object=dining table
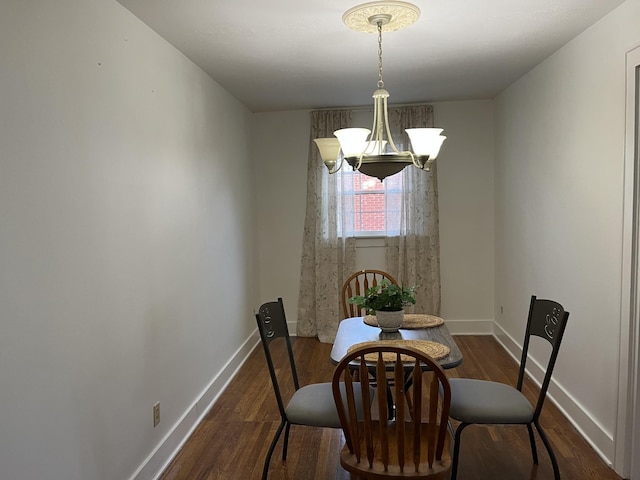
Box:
[330,315,463,370]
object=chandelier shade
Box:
[313,1,446,181]
[312,138,341,170]
[334,128,371,157]
[406,128,446,159]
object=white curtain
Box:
[297,110,356,343]
[384,105,441,315]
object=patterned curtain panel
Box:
[385,105,441,315]
[297,110,356,343]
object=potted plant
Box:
[348,280,417,332]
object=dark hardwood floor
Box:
[159,335,622,480]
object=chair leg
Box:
[526,423,539,464]
[262,419,286,480]
[447,419,455,438]
[282,421,292,463]
[386,384,395,420]
[451,422,470,480]
[404,373,414,419]
[534,419,560,480]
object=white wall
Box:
[437,101,495,326]
[252,100,495,332]
[493,0,640,468]
[251,111,310,313]
[0,1,257,479]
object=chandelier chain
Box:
[377,21,384,89]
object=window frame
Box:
[335,164,405,237]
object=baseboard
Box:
[129,330,261,480]
[493,322,615,466]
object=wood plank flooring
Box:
[159,335,622,480]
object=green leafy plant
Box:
[348,280,417,313]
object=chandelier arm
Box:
[380,95,420,166]
[355,89,383,170]
[374,95,384,147]
[412,155,424,168]
[382,95,400,154]
[328,156,345,174]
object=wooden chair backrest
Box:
[341,270,398,318]
[332,345,452,478]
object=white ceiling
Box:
[116,0,624,112]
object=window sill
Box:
[355,236,385,248]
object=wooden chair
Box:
[342,269,398,318]
[255,298,372,479]
[332,344,453,479]
[448,295,569,480]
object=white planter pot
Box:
[375,309,404,332]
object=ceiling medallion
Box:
[342,1,420,33]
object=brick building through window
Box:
[339,167,403,235]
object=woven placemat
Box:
[347,339,450,362]
[363,314,444,329]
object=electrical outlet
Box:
[153,402,160,427]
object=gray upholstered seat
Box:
[448,296,569,480]
[286,382,369,428]
[449,378,534,424]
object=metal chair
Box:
[255,298,371,479]
[342,269,398,318]
[332,344,453,479]
[448,295,569,480]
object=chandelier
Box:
[313,1,446,181]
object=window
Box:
[336,166,404,237]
